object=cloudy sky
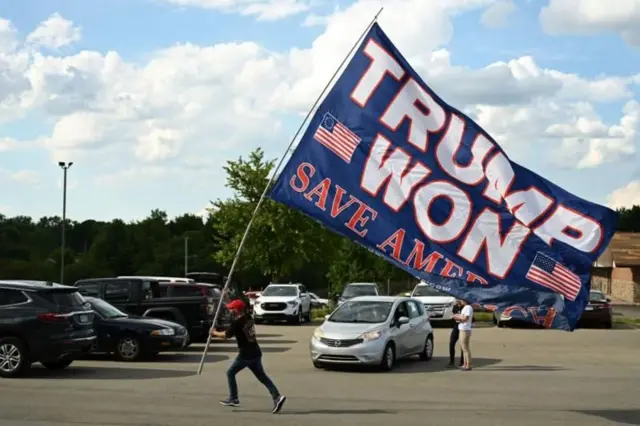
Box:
[0,0,639,221]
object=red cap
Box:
[226,299,246,311]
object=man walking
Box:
[210,299,286,413]
[447,299,464,368]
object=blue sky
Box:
[0,0,638,222]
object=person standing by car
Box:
[453,299,473,371]
[447,299,464,368]
[210,299,286,413]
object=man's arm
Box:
[211,323,235,339]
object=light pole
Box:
[58,162,73,285]
[184,236,189,275]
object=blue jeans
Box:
[227,355,280,400]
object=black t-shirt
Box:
[225,315,262,360]
[452,304,461,329]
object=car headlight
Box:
[287,300,299,307]
[359,330,382,342]
[151,328,175,336]
[313,328,324,340]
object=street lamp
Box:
[58,161,73,285]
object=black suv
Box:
[0,280,96,378]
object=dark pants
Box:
[449,327,464,365]
[227,355,280,400]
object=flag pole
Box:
[196,6,384,375]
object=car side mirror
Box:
[397,316,410,327]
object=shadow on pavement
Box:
[477,365,567,372]
[24,365,196,380]
[152,353,229,363]
[256,334,284,338]
[319,357,501,374]
[207,346,292,354]
[575,409,640,425]
[235,408,395,415]
[186,339,298,348]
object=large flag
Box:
[269,23,618,331]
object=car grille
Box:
[262,302,287,311]
[318,354,359,362]
[320,337,363,347]
[424,303,450,310]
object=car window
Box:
[38,289,85,308]
[0,289,29,306]
[105,280,130,302]
[169,286,203,297]
[393,301,409,321]
[262,286,298,297]
[76,282,100,297]
[406,300,420,318]
[342,285,377,298]
[589,291,607,302]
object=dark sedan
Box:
[579,290,613,329]
[85,297,189,361]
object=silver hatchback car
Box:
[310,296,434,371]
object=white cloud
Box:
[539,0,640,46]
[26,13,81,49]
[607,180,640,209]
[0,3,638,198]
[480,0,516,28]
[160,0,313,20]
[0,169,40,185]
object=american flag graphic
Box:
[313,113,361,163]
[525,252,581,301]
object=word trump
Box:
[349,37,604,278]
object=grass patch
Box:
[613,316,640,325]
[311,306,333,321]
[474,312,494,323]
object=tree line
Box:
[1,148,639,296]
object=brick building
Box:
[591,233,640,303]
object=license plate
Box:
[79,315,89,323]
[585,306,593,311]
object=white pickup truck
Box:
[253,283,312,325]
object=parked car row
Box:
[0,280,195,378]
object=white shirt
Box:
[458,305,473,331]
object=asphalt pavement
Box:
[0,323,638,426]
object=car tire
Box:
[294,309,303,325]
[41,359,73,370]
[419,335,434,361]
[380,343,395,372]
[115,335,142,362]
[0,337,30,378]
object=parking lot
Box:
[0,323,638,426]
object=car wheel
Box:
[0,337,30,378]
[115,335,142,362]
[419,335,434,361]
[41,359,73,370]
[380,343,395,371]
[295,309,303,325]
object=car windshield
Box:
[262,286,298,297]
[90,298,128,318]
[589,291,607,302]
[342,285,377,298]
[412,285,446,297]
[329,301,393,323]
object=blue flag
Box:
[269,23,618,331]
